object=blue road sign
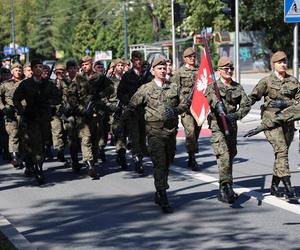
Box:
[18,46,29,54]
[85,49,91,55]
[3,46,14,55]
[285,0,300,23]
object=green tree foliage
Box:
[0,0,294,60]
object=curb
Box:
[0,214,36,250]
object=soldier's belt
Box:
[146,121,164,128]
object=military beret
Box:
[23,62,31,69]
[183,47,195,57]
[54,63,65,71]
[66,60,77,69]
[11,63,22,70]
[271,51,287,63]
[81,55,92,63]
[152,57,166,68]
[131,50,143,59]
[31,58,43,68]
[114,58,124,65]
[94,60,104,66]
[218,57,233,67]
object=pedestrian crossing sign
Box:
[285,0,300,23]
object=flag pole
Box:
[201,35,230,136]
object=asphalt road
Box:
[1,72,300,249]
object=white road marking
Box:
[171,164,300,215]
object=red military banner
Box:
[190,48,213,126]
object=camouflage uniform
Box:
[205,79,251,184]
[173,66,200,168]
[249,72,300,177]
[125,79,188,191]
[0,79,22,157]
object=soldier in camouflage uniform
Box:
[205,57,251,204]
[117,51,152,174]
[173,47,200,171]
[105,58,128,169]
[50,64,66,162]
[249,51,300,199]
[0,67,11,161]
[0,63,24,168]
[124,57,190,213]
[13,59,62,184]
[66,56,113,178]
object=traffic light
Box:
[220,0,235,17]
[174,2,187,24]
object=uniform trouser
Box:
[147,131,176,191]
[211,129,237,185]
[4,117,20,153]
[181,113,201,154]
[66,117,93,162]
[22,118,51,164]
[98,113,109,149]
[0,116,9,154]
[264,122,294,177]
[50,115,65,151]
[109,114,126,152]
[89,114,106,161]
[127,113,147,156]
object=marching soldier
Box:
[50,64,66,162]
[0,63,24,168]
[205,57,251,204]
[173,47,200,171]
[13,58,62,184]
[123,57,190,213]
[117,51,152,174]
[248,51,300,199]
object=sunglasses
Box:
[219,66,234,71]
[56,71,64,74]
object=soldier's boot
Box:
[282,176,297,200]
[86,160,98,179]
[99,147,106,162]
[11,152,23,169]
[270,175,284,197]
[44,145,53,161]
[70,152,80,173]
[218,183,238,204]
[2,148,11,161]
[56,149,65,162]
[34,162,45,185]
[187,152,199,171]
[24,159,34,177]
[116,149,128,170]
[154,190,173,214]
[134,155,144,174]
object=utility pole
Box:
[10,0,16,55]
[123,0,128,60]
[293,23,299,80]
[171,0,176,68]
[235,0,240,83]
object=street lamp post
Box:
[123,0,128,60]
[171,0,176,69]
[10,0,16,55]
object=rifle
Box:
[202,35,230,136]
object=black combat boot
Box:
[188,152,199,171]
[34,161,45,185]
[11,152,23,169]
[134,155,144,174]
[154,190,173,214]
[44,145,53,161]
[24,159,34,177]
[70,151,80,173]
[282,176,297,200]
[116,149,128,170]
[86,160,97,179]
[270,175,283,197]
[218,182,238,204]
[56,149,65,162]
[99,147,106,162]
